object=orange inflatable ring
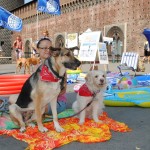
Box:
[0,81,25,87]
[0,85,23,91]
[0,78,28,82]
[0,75,29,95]
[0,90,21,95]
[0,74,30,79]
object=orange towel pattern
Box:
[0,112,131,150]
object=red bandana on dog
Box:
[78,84,93,97]
[40,65,59,82]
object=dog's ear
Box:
[85,72,92,83]
[49,46,61,51]
[69,46,79,51]
[50,46,61,57]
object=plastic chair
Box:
[117,52,139,76]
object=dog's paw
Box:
[79,121,84,125]
[20,126,26,132]
[94,119,103,123]
[28,123,35,128]
[54,121,64,132]
[38,126,48,132]
[55,126,64,132]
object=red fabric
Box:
[40,65,59,82]
[78,84,93,97]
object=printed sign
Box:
[98,42,109,64]
[67,33,78,48]
[79,31,102,43]
[78,42,98,61]
[78,31,102,61]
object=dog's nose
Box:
[100,79,104,83]
[75,59,81,66]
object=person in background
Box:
[144,41,150,57]
[42,30,49,38]
[0,42,4,57]
[13,35,23,59]
[31,39,38,57]
[37,37,67,115]
[110,42,115,63]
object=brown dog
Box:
[16,58,27,74]
[24,57,41,74]
[137,58,145,72]
[16,57,40,74]
[143,56,150,64]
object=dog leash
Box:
[44,91,99,122]
[45,99,94,120]
[10,98,95,130]
[44,100,95,123]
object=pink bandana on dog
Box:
[78,84,93,97]
[40,65,59,82]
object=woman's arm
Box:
[13,40,17,48]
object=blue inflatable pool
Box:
[104,86,150,107]
[135,75,150,86]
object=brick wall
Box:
[5,0,150,61]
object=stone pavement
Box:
[0,62,150,150]
[0,62,150,75]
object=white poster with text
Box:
[67,33,78,48]
[78,42,98,61]
[98,42,109,64]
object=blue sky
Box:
[24,0,33,4]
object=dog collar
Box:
[40,65,59,82]
[78,84,94,97]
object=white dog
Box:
[72,70,106,124]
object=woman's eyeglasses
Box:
[38,47,50,50]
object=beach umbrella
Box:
[143,28,150,47]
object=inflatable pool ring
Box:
[0,85,23,91]
[0,74,30,79]
[0,74,29,95]
[104,87,150,107]
[0,74,29,82]
[0,81,25,87]
[0,78,28,82]
[67,69,82,74]
[0,90,21,95]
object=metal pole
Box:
[36,10,39,40]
